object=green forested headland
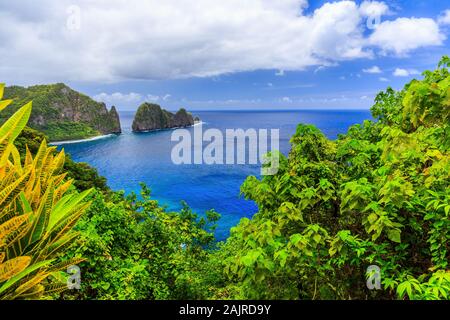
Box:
[1,83,121,141]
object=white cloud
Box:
[314,66,326,73]
[94,91,171,106]
[379,77,389,82]
[369,18,445,55]
[438,10,450,25]
[393,68,420,77]
[363,66,382,73]
[281,97,292,103]
[145,94,160,102]
[275,70,285,76]
[0,1,445,83]
[94,92,142,105]
[359,1,389,17]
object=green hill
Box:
[1,83,121,141]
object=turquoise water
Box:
[59,110,371,240]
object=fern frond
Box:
[13,272,50,298]
[0,101,32,144]
[15,284,44,300]
[0,259,52,295]
[0,256,31,282]
[43,283,68,295]
[0,214,31,243]
[48,258,85,273]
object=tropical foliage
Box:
[0,85,92,299]
[62,185,220,300]
[207,56,450,300]
[1,57,449,300]
[15,127,108,192]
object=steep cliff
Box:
[1,83,122,141]
[132,103,197,132]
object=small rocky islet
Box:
[131,102,199,132]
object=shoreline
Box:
[49,133,117,146]
[133,121,205,133]
[49,122,205,145]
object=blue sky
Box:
[1,0,449,111]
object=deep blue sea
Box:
[58,110,371,240]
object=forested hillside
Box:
[1,84,121,141]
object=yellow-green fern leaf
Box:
[0,99,12,112]
[48,257,85,273]
[0,102,32,144]
[2,222,31,251]
[0,256,32,282]
[24,145,33,167]
[47,188,93,233]
[53,179,72,203]
[0,259,52,295]
[0,143,14,167]
[43,283,68,296]
[15,284,44,300]
[0,214,31,243]
[10,145,22,173]
[48,202,90,243]
[45,232,80,258]
[13,272,50,298]
[0,169,31,208]
[26,181,54,246]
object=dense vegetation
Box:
[0,86,92,299]
[62,187,220,300]
[1,84,121,141]
[205,57,450,300]
[1,57,449,300]
[14,127,109,193]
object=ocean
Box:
[59,110,371,240]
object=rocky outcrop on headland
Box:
[132,103,197,132]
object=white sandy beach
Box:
[49,134,116,146]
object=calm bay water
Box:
[59,110,371,240]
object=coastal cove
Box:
[58,109,371,240]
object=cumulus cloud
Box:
[363,66,382,73]
[393,68,420,77]
[369,18,445,55]
[0,0,445,83]
[94,92,142,105]
[359,1,390,17]
[94,91,170,107]
[438,10,450,25]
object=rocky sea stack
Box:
[132,103,198,132]
[1,83,122,141]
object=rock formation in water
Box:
[132,103,197,132]
[1,83,122,141]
